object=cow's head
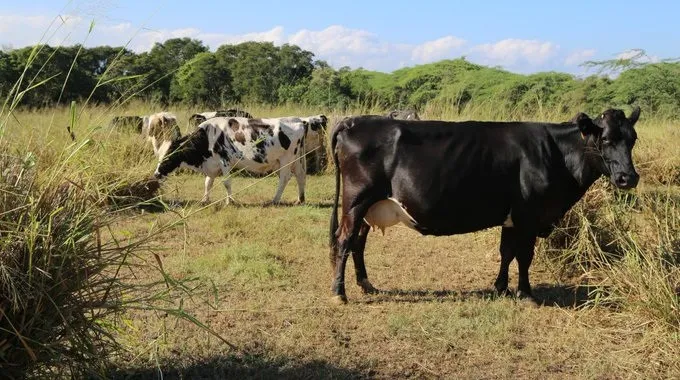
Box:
[573,106,641,189]
[153,128,209,180]
[387,110,420,121]
[189,113,208,129]
[306,114,328,131]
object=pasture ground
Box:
[109,173,679,379]
[2,104,677,379]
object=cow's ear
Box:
[572,112,599,136]
[628,106,641,125]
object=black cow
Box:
[329,107,641,304]
[109,116,144,133]
[189,109,254,128]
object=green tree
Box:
[171,52,232,107]
[0,50,19,100]
[138,38,208,104]
[302,64,351,108]
[215,41,315,104]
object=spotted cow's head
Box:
[387,110,420,121]
[305,114,328,132]
[154,128,210,180]
[573,106,641,189]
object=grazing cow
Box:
[189,109,254,128]
[109,115,145,133]
[329,107,641,304]
[153,116,311,205]
[386,109,420,120]
[142,112,182,158]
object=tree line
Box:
[1,38,679,118]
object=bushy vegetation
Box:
[2,40,680,119]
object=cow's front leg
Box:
[271,161,293,204]
[201,176,215,204]
[291,159,306,204]
[495,227,517,296]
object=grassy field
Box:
[1,104,679,379]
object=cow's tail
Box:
[329,118,348,255]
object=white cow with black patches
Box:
[153,116,310,205]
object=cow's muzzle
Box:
[153,171,166,181]
[612,172,639,189]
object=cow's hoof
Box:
[294,199,305,205]
[496,288,513,298]
[358,279,379,294]
[331,295,348,305]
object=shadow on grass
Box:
[149,198,335,211]
[359,283,592,308]
[105,353,369,380]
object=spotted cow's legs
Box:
[201,176,215,204]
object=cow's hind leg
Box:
[353,223,378,294]
[271,159,293,204]
[201,176,215,204]
[291,159,306,204]
[494,227,517,296]
[216,159,235,205]
[222,177,233,205]
[331,203,372,304]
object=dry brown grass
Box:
[103,173,679,379]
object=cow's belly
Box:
[376,190,512,236]
[361,196,511,236]
[234,159,279,174]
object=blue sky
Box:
[1,0,677,74]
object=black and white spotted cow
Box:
[188,109,254,128]
[386,109,420,120]
[153,116,311,205]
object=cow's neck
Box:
[547,123,606,191]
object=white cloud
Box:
[472,39,559,67]
[564,49,596,66]
[0,13,604,73]
[0,14,88,48]
[411,36,466,63]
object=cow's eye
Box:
[601,137,611,145]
